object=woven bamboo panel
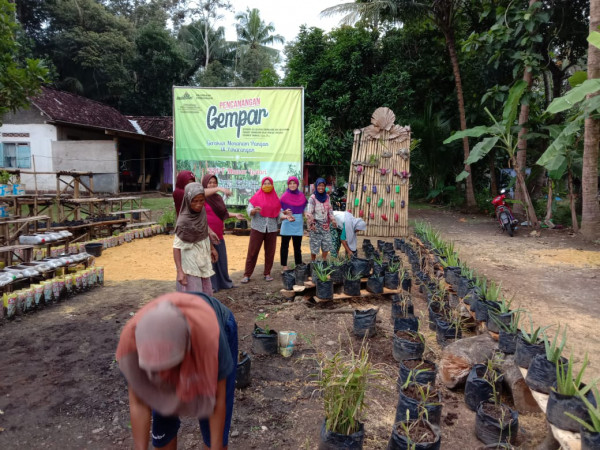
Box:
[345,107,411,238]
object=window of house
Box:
[0,143,31,169]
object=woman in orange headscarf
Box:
[241,177,292,283]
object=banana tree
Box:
[536,121,584,231]
[443,80,539,227]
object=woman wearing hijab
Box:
[201,174,245,293]
[173,170,196,217]
[173,183,218,295]
[332,211,367,257]
[306,178,337,261]
[117,291,237,450]
[279,176,307,270]
[241,177,290,283]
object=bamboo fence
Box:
[345,107,411,238]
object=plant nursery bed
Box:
[518,367,582,450]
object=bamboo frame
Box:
[347,108,411,238]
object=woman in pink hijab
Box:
[241,177,292,283]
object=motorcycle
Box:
[492,189,518,236]
[330,187,347,211]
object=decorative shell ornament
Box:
[396,148,410,160]
[382,151,393,158]
[378,168,388,176]
[355,165,364,174]
[371,107,396,130]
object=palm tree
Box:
[322,0,478,208]
[235,8,284,55]
[581,0,600,239]
[178,20,234,81]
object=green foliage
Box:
[158,207,176,226]
[312,261,333,282]
[554,353,588,397]
[520,316,549,345]
[255,312,270,335]
[494,308,522,335]
[0,0,49,123]
[543,325,567,364]
[0,170,11,184]
[317,340,383,435]
[345,269,362,282]
[565,384,600,433]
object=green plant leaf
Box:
[455,170,470,182]
[536,117,584,169]
[547,79,600,114]
[465,136,499,165]
[588,31,600,50]
[443,126,491,144]
[568,71,587,88]
[502,80,528,134]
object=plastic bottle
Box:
[18,234,46,245]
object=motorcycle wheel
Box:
[507,224,514,237]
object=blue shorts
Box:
[151,313,238,448]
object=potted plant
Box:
[158,208,176,233]
[525,325,568,394]
[313,260,334,300]
[474,358,519,445]
[317,341,383,449]
[486,295,513,334]
[396,375,443,426]
[353,308,378,338]
[514,317,548,368]
[281,264,296,290]
[385,260,401,290]
[366,272,384,294]
[565,384,600,449]
[393,329,425,362]
[329,256,347,284]
[373,253,387,277]
[235,351,252,389]
[398,359,437,389]
[495,309,522,354]
[388,409,442,449]
[343,269,362,297]
[391,293,414,324]
[251,312,278,355]
[465,353,505,412]
[0,170,11,196]
[435,308,465,347]
[393,300,419,333]
[400,268,412,292]
[546,353,595,432]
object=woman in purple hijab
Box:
[279,176,307,270]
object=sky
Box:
[221,0,347,50]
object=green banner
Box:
[173,87,304,205]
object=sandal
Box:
[264,275,274,282]
[240,277,250,284]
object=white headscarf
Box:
[341,211,366,251]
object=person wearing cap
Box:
[116,292,238,450]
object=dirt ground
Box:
[0,207,598,449]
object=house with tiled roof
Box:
[0,87,173,194]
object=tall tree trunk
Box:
[544,179,554,226]
[489,148,498,197]
[204,19,210,69]
[514,0,538,217]
[581,0,600,240]
[444,29,476,208]
[512,156,538,227]
[568,169,579,232]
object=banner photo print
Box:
[173,87,304,205]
